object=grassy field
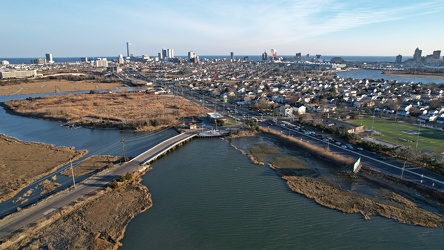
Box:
[349,118,444,156]
[0,79,122,96]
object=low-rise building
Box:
[0,70,37,79]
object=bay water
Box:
[120,137,444,249]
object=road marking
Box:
[43,208,55,215]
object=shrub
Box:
[109,180,118,189]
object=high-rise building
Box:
[188,51,196,60]
[262,51,268,61]
[32,58,46,65]
[45,53,53,64]
[161,48,167,59]
[95,58,108,67]
[413,48,422,63]
[295,53,302,61]
[432,50,441,60]
[158,52,163,61]
[118,54,125,64]
[126,42,133,57]
[270,49,277,60]
[80,57,88,63]
[395,54,402,63]
[230,52,234,60]
[167,48,174,58]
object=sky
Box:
[1,0,444,58]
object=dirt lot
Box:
[0,134,87,203]
[4,92,209,131]
[0,79,122,96]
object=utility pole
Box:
[121,138,126,163]
[401,161,406,179]
[415,121,421,150]
[70,158,76,189]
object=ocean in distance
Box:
[2,55,412,64]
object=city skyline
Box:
[1,0,444,57]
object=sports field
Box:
[350,118,444,156]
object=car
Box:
[357,147,363,151]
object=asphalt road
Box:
[265,122,444,192]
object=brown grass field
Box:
[4,92,209,131]
[0,134,87,203]
[0,79,122,96]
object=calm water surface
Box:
[121,137,444,249]
[337,69,444,84]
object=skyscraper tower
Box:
[413,48,422,63]
[395,54,402,63]
[188,51,196,60]
[161,48,167,59]
[270,49,277,60]
[432,50,441,60]
[126,42,133,58]
[167,48,174,58]
[45,53,53,64]
[262,51,268,61]
[230,52,234,60]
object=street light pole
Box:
[70,158,76,189]
[415,121,421,150]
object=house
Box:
[279,105,294,117]
[323,118,364,134]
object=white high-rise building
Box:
[161,48,167,59]
[167,48,174,58]
[188,51,196,60]
[95,58,108,67]
[118,54,125,64]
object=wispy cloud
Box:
[148,0,444,52]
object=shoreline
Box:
[244,128,444,227]
[382,71,444,79]
[1,169,153,249]
[0,134,87,204]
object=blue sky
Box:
[1,0,443,57]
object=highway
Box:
[0,132,196,239]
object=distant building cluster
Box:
[397,48,442,64]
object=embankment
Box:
[2,171,152,249]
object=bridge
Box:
[0,131,197,240]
